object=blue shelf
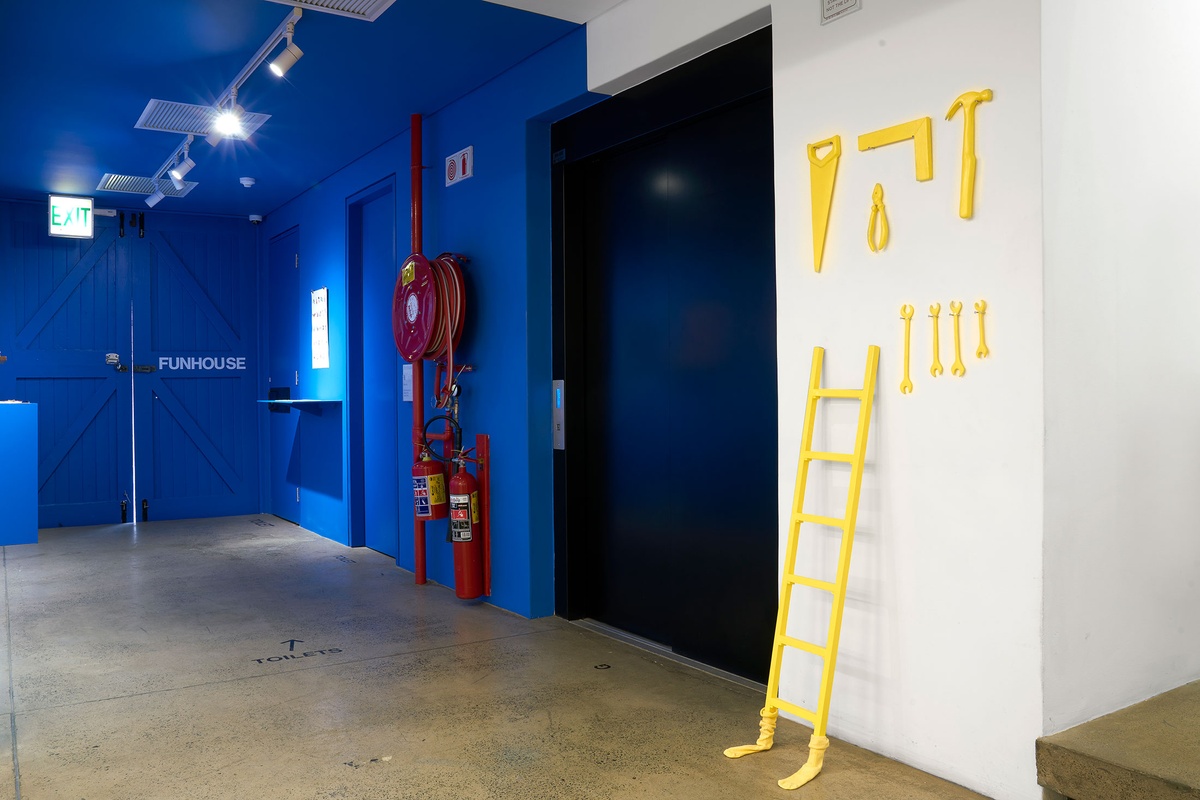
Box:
[259,399,342,415]
[257,399,343,404]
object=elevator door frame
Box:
[552,28,775,631]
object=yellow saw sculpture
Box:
[807,136,841,272]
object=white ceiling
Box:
[482,0,625,25]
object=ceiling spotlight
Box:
[206,90,245,146]
[270,42,303,77]
[145,183,165,208]
[270,18,303,78]
[214,106,244,137]
[169,143,195,190]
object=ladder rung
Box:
[774,698,818,724]
[803,450,854,463]
[783,573,835,593]
[796,512,846,528]
[778,635,827,658]
[813,388,865,399]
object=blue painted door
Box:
[359,191,399,557]
[0,203,133,527]
[131,217,259,521]
[267,228,301,523]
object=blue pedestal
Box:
[0,404,38,545]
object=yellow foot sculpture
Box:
[723,707,778,758]
[778,735,830,790]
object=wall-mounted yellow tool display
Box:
[949,301,966,376]
[858,117,934,182]
[808,136,842,272]
[900,304,914,394]
[929,304,943,377]
[868,184,889,253]
[946,89,993,219]
[975,300,989,357]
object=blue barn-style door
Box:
[0,202,259,527]
[131,220,259,521]
[0,204,133,527]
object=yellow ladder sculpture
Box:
[725,345,880,790]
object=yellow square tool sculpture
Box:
[858,117,933,182]
[725,345,880,790]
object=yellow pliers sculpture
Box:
[867,183,889,252]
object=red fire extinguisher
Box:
[412,454,448,520]
[449,462,483,599]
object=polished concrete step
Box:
[1037,679,1200,800]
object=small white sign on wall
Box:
[445,146,474,187]
[311,287,330,370]
[821,0,862,25]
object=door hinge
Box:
[295,253,299,269]
[295,370,299,386]
[296,487,300,502]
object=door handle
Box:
[132,364,158,374]
[105,353,128,373]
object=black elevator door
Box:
[578,94,777,682]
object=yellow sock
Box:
[778,734,829,790]
[723,707,778,758]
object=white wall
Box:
[1041,0,1200,732]
[586,0,769,94]
[589,2,1045,798]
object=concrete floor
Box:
[0,516,987,799]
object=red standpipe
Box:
[409,113,463,589]
[477,433,492,596]
[410,113,426,585]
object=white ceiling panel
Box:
[482,0,625,25]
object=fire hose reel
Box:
[392,253,465,364]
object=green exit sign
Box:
[48,195,94,239]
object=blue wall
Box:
[258,28,601,617]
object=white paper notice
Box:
[311,287,330,370]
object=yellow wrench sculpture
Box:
[949,301,966,377]
[900,305,914,394]
[946,89,993,219]
[929,303,944,377]
[975,300,989,358]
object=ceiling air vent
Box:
[264,0,397,22]
[96,174,198,197]
[135,99,270,139]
